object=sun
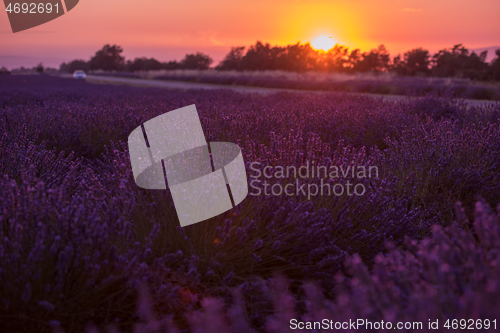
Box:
[310,35,336,51]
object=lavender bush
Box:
[1,75,500,332]
[58,200,500,333]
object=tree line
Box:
[217,42,500,80]
[60,45,213,73]
[60,42,500,80]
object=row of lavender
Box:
[1,76,500,332]
[80,200,500,333]
[153,73,500,100]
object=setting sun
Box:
[310,35,336,51]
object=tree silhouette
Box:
[432,44,490,79]
[321,45,350,72]
[60,60,89,73]
[35,62,44,74]
[126,57,164,71]
[89,45,125,71]
[240,42,274,70]
[352,45,390,73]
[180,53,213,70]
[392,48,431,76]
[216,47,245,70]
[163,61,182,70]
[404,48,431,76]
[492,49,500,81]
[281,43,317,72]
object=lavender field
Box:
[1,75,500,332]
[92,70,500,101]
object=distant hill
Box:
[471,46,500,63]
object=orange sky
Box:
[1,0,499,69]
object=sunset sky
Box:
[1,0,499,69]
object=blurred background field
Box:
[53,42,500,101]
[123,69,500,100]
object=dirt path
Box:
[82,75,499,107]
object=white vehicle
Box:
[73,70,86,79]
